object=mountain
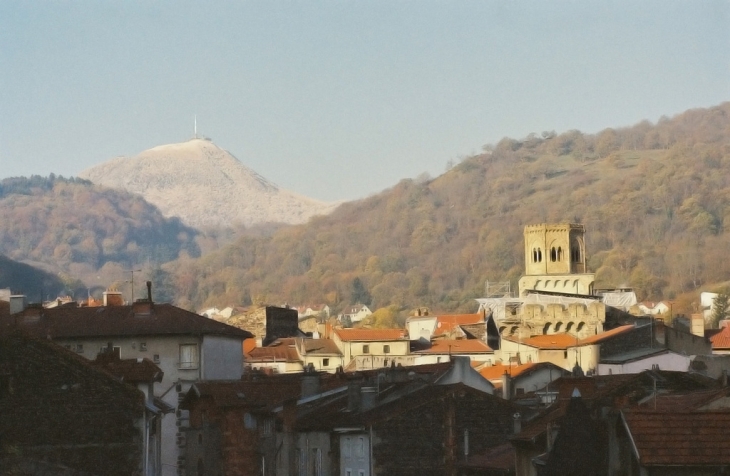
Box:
[167,102,730,316]
[79,139,337,229]
[0,175,199,288]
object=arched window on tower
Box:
[550,247,557,262]
[537,248,543,262]
[558,247,563,261]
[532,248,538,263]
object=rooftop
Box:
[334,328,407,342]
[622,411,730,466]
[0,303,253,340]
[413,339,492,355]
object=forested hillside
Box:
[169,102,730,315]
[0,176,200,287]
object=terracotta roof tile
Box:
[710,325,730,349]
[622,411,730,465]
[334,328,407,341]
[479,362,564,381]
[247,338,301,363]
[91,353,164,383]
[504,325,635,349]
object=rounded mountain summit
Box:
[79,139,337,229]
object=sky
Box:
[1,1,728,202]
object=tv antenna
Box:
[194,114,198,139]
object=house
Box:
[1,284,252,476]
[598,348,691,375]
[411,338,494,365]
[246,337,346,374]
[332,328,409,370]
[406,312,485,341]
[182,358,502,476]
[0,331,149,475]
[297,304,331,319]
[479,362,567,401]
[339,304,372,324]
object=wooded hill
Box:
[0,175,200,292]
[169,102,730,316]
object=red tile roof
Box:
[413,339,492,354]
[622,411,730,466]
[504,325,635,349]
[710,325,730,349]
[578,325,634,344]
[479,362,554,381]
[0,303,252,339]
[334,328,407,341]
[432,313,484,336]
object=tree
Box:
[350,277,371,305]
[711,294,730,328]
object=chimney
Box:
[501,371,513,400]
[347,381,362,412]
[360,386,377,411]
[9,295,26,315]
[146,281,152,303]
[301,364,320,397]
[512,412,522,435]
[103,290,123,307]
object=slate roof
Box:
[622,411,730,466]
[412,339,492,354]
[0,331,144,474]
[334,328,407,341]
[91,353,164,383]
[181,372,347,410]
[0,303,252,339]
[302,338,342,355]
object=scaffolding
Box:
[484,281,513,298]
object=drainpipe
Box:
[369,426,374,476]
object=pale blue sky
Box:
[1,1,728,201]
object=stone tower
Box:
[518,223,595,296]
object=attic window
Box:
[153,354,160,363]
[323,358,330,367]
[383,345,390,354]
[363,345,370,354]
[140,342,147,351]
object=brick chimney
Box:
[103,289,123,307]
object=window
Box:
[383,345,390,354]
[516,388,525,395]
[140,342,147,351]
[261,418,274,437]
[383,359,389,367]
[362,344,370,354]
[311,448,322,476]
[179,344,199,369]
[76,344,84,354]
[322,358,330,367]
[153,354,160,363]
[244,412,257,429]
[343,437,352,458]
[356,437,365,458]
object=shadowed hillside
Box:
[170,102,730,315]
[0,254,70,300]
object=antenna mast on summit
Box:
[194,114,198,139]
